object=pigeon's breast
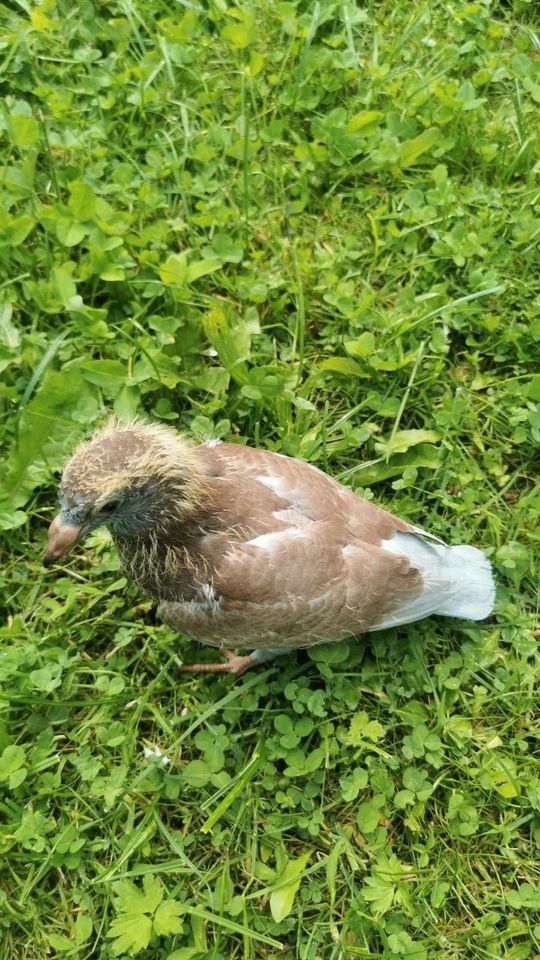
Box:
[114,534,206,603]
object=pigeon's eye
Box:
[98,497,122,515]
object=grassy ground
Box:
[0,0,539,957]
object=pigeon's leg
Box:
[180,647,289,677]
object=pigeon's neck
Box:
[112,514,207,602]
[110,461,219,601]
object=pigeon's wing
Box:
[208,516,423,646]
[194,441,414,543]
[160,516,424,651]
[183,445,424,648]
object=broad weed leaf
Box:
[8,113,40,146]
[187,259,222,282]
[269,851,311,922]
[107,913,153,956]
[114,875,163,915]
[79,359,128,394]
[152,900,184,936]
[0,744,25,781]
[159,253,188,286]
[399,128,440,168]
[0,303,19,349]
[221,19,255,50]
[0,215,34,247]
[203,306,250,384]
[357,800,383,834]
[377,429,440,456]
[68,180,97,221]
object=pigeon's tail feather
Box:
[433,543,495,619]
[372,532,495,630]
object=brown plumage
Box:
[44,418,495,675]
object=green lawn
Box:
[1,0,539,957]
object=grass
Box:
[0,0,539,957]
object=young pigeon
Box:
[44,418,495,675]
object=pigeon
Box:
[44,418,495,675]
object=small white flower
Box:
[143,745,171,767]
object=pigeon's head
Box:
[44,419,204,566]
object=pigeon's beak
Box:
[43,514,87,567]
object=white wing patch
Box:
[255,474,291,500]
[248,528,304,550]
[341,544,361,558]
[273,509,310,527]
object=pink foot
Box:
[179,648,256,676]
